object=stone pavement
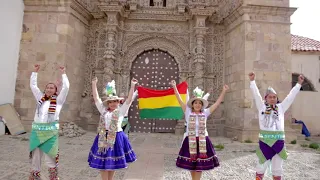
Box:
[0,132,319,180]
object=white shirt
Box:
[183,107,211,139]
[250,80,301,131]
[95,98,130,131]
[30,72,70,123]
[123,90,138,117]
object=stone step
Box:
[291,124,302,130]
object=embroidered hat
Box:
[102,80,124,103]
[187,87,209,109]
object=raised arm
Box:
[91,77,104,114]
[208,85,229,114]
[170,80,186,112]
[57,66,70,104]
[30,64,43,101]
[125,78,138,105]
[248,72,264,110]
[280,74,304,112]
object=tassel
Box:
[190,154,197,161]
[199,153,207,159]
[256,173,264,180]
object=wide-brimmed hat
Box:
[102,80,124,104]
[187,87,209,109]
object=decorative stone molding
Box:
[127,10,190,21]
[223,4,297,28]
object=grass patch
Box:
[301,144,308,148]
[305,138,311,141]
[21,137,29,141]
[290,140,297,144]
[214,144,224,151]
[244,139,253,143]
[309,143,319,150]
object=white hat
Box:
[102,80,124,103]
[187,87,209,109]
[265,86,277,97]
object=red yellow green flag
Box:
[137,82,188,119]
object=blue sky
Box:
[290,0,320,41]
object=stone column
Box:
[192,16,208,89]
[222,2,297,142]
[103,13,118,83]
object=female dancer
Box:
[171,80,229,180]
[29,64,70,180]
[88,77,137,180]
[249,72,304,180]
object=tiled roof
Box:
[291,35,320,52]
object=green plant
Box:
[290,140,297,144]
[214,144,224,151]
[309,143,319,150]
[244,139,253,143]
[301,144,308,148]
[305,138,310,141]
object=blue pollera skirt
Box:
[88,131,137,170]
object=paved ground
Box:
[0,132,319,180]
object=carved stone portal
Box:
[79,0,230,135]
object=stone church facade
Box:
[16,0,299,142]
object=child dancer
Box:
[88,77,137,180]
[249,72,304,180]
[171,80,229,180]
[29,64,70,180]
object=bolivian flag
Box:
[137,82,188,119]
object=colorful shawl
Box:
[188,113,207,161]
[97,109,120,153]
[263,103,279,129]
[29,122,59,158]
[38,94,57,114]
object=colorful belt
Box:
[32,121,59,131]
[259,130,285,140]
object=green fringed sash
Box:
[256,130,288,164]
[29,122,59,158]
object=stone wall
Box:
[16,0,90,131]
[223,1,298,142]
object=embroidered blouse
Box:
[250,80,301,131]
[183,107,211,138]
[30,72,70,123]
[95,98,131,131]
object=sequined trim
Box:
[89,149,134,161]
[29,170,41,180]
[32,122,59,131]
[177,154,217,162]
[48,167,59,180]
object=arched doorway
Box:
[129,49,179,133]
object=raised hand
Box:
[131,78,138,85]
[34,64,40,72]
[59,66,65,73]
[248,72,255,81]
[223,84,229,92]
[92,77,98,84]
[298,74,305,85]
[170,80,176,87]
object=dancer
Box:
[88,77,137,180]
[249,72,304,180]
[171,80,229,180]
[29,64,70,180]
